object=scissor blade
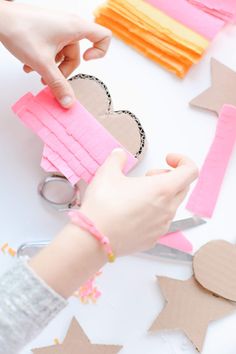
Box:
[167,216,206,234]
[143,244,193,262]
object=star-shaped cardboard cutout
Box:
[190,58,236,115]
[149,276,235,352]
[32,318,122,354]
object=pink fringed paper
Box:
[187,105,236,218]
[12,88,137,185]
[188,0,236,22]
[159,232,193,253]
[146,0,224,40]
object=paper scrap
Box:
[158,232,193,253]
[186,104,236,218]
[12,87,138,185]
[145,0,224,40]
[188,0,236,22]
[74,272,102,304]
[190,58,236,115]
[150,276,235,352]
[1,243,16,257]
[32,317,122,354]
[193,240,236,301]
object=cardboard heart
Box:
[69,74,146,159]
[193,240,236,301]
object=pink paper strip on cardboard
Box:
[159,231,193,253]
[188,0,236,22]
[12,88,137,185]
[145,0,224,40]
[186,105,236,218]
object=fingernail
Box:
[60,95,73,107]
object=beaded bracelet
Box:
[68,210,116,263]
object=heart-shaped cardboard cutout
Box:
[69,74,146,160]
[193,240,236,301]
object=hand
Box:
[80,149,198,256]
[29,150,198,298]
[0,2,111,108]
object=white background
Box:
[1,0,236,353]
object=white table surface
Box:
[1,1,236,353]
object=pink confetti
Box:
[74,272,102,304]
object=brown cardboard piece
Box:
[149,276,235,352]
[32,317,122,354]
[190,58,236,115]
[69,74,146,160]
[193,240,236,302]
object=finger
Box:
[146,169,170,176]
[23,64,34,73]
[82,24,112,61]
[101,148,127,176]
[163,153,198,193]
[58,43,80,78]
[55,52,65,64]
[40,62,76,108]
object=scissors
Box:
[38,175,80,211]
[17,216,206,261]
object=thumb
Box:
[40,62,76,108]
[103,148,127,175]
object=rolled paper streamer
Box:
[186,104,236,218]
[95,0,209,78]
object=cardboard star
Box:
[149,276,235,352]
[32,318,122,354]
[190,58,236,115]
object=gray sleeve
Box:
[0,260,67,354]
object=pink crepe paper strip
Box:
[159,232,193,253]
[188,0,236,23]
[187,105,236,218]
[146,0,224,40]
[12,88,137,185]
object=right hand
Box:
[80,149,198,256]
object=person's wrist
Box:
[66,222,108,265]
[29,223,107,298]
[79,204,116,252]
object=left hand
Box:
[0,1,111,108]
